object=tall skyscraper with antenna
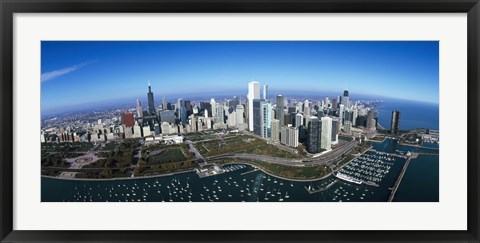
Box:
[147,81,156,115]
[342,89,349,108]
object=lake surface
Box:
[376,99,439,130]
[41,139,439,202]
[393,155,439,202]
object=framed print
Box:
[1,0,479,242]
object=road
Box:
[207,153,304,167]
[185,140,207,166]
[302,140,359,166]
[206,139,359,168]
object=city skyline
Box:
[41,41,439,114]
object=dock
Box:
[240,169,258,176]
[387,152,419,201]
[369,149,407,159]
[305,180,338,194]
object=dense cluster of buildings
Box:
[41,80,403,154]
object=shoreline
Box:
[41,169,194,181]
[42,161,334,183]
[221,161,333,182]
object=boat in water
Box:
[334,172,363,185]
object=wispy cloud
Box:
[41,60,97,82]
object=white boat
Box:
[334,172,363,185]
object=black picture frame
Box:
[1,0,479,242]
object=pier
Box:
[240,168,258,176]
[387,152,419,201]
[369,149,407,159]
[305,179,338,194]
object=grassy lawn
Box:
[185,131,220,141]
[134,143,197,176]
[41,152,86,168]
[41,142,93,153]
[98,141,120,151]
[136,160,198,177]
[195,134,300,159]
[148,148,186,164]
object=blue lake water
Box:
[377,99,439,130]
[393,155,439,202]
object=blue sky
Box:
[41,41,439,113]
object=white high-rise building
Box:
[210,98,216,118]
[132,121,142,138]
[352,109,358,126]
[261,103,272,139]
[339,104,345,126]
[143,126,152,137]
[162,96,167,110]
[280,126,288,145]
[136,99,143,118]
[271,119,280,142]
[227,111,237,127]
[247,81,260,131]
[288,126,299,148]
[321,116,332,150]
[344,121,352,133]
[295,113,304,128]
[263,83,268,100]
[325,97,330,109]
[214,103,225,124]
[235,105,245,126]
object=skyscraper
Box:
[247,81,260,131]
[210,98,216,118]
[321,116,332,150]
[307,116,321,153]
[352,109,358,126]
[391,110,400,134]
[366,109,376,131]
[342,89,349,108]
[331,117,339,144]
[276,95,285,126]
[162,96,167,110]
[288,126,299,148]
[295,113,304,128]
[332,98,338,110]
[339,104,345,125]
[147,81,156,115]
[271,119,280,142]
[280,126,288,145]
[235,105,245,126]
[178,99,187,125]
[214,103,225,124]
[136,99,143,118]
[252,99,264,136]
[344,120,352,133]
[261,102,272,139]
[263,83,268,100]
